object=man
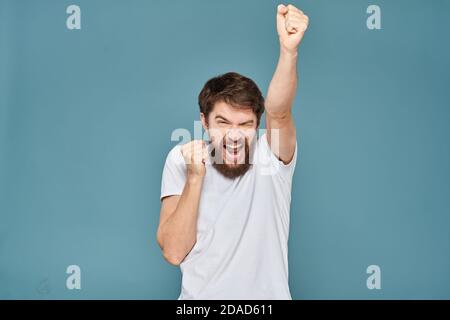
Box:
[157,4,309,299]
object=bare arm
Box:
[157,176,203,266]
[265,4,309,164]
[156,140,208,266]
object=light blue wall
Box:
[1,0,449,299]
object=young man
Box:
[157,4,309,299]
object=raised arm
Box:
[265,4,309,164]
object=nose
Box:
[226,128,245,143]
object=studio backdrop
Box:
[1,0,449,299]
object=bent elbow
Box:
[156,228,192,266]
[156,228,164,250]
[156,234,184,266]
[162,250,184,266]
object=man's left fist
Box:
[276,4,309,53]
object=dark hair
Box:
[198,72,265,127]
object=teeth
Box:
[224,144,243,149]
[224,145,239,154]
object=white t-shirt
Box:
[160,132,297,300]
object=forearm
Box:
[159,176,204,264]
[265,47,298,118]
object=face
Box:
[201,101,258,179]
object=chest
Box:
[196,166,276,234]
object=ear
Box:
[200,113,209,130]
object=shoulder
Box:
[255,131,298,178]
[164,144,185,168]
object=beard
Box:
[209,136,255,179]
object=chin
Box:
[209,139,253,179]
[225,163,242,169]
[222,158,245,167]
[212,162,252,179]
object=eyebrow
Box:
[215,115,254,125]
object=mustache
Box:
[206,137,254,165]
[206,136,248,146]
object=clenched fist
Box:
[276,4,309,53]
[181,140,209,178]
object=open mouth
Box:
[223,142,245,163]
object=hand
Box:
[276,4,309,54]
[181,140,208,179]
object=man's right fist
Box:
[181,140,209,178]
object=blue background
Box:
[1,0,449,299]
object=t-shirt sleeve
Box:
[160,145,187,200]
[256,132,298,183]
